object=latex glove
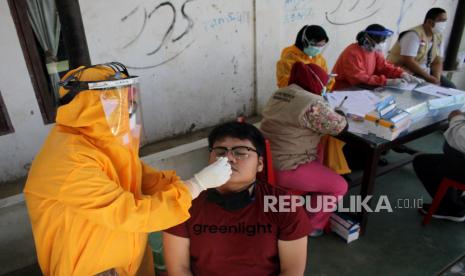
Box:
[413,76,425,84]
[401,72,424,84]
[185,157,232,198]
[386,78,408,88]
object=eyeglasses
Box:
[209,146,257,160]
[308,41,326,47]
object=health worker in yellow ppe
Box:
[276,26,349,175]
[276,25,331,89]
[24,62,232,276]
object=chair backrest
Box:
[257,138,276,186]
[236,117,275,185]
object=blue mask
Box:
[303,45,322,57]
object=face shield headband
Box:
[364,29,394,37]
[58,62,135,106]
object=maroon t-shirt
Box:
[164,182,312,276]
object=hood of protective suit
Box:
[56,66,134,144]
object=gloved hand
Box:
[185,157,232,198]
[401,72,424,84]
[386,78,408,88]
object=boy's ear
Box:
[257,156,264,172]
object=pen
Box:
[338,96,348,109]
[436,91,452,97]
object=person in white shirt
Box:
[387,7,456,88]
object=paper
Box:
[448,88,465,97]
[327,90,381,117]
[413,84,465,98]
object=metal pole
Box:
[55,0,91,68]
[444,0,465,70]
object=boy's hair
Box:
[208,122,265,157]
[424,7,446,23]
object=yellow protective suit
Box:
[276,45,349,175]
[24,66,192,276]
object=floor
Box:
[306,131,465,275]
[4,132,465,276]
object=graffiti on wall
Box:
[325,0,383,25]
[120,0,196,69]
[283,0,313,24]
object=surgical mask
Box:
[304,45,322,57]
[433,22,447,33]
[374,42,387,53]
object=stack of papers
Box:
[414,84,465,98]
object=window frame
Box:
[0,91,14,135]
[8,0,91,124]
[8,0,57,124]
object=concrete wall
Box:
[79,0,255,143]
[0,0,461,183]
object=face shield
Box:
[364,29,394,54]
[58,63,143,146]
[98,77,142,142]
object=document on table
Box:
[327,90,381,117]
[414,84,465,98]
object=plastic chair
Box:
[422,178,465,225]
[257,138,307,195]
[257,138,277,186]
